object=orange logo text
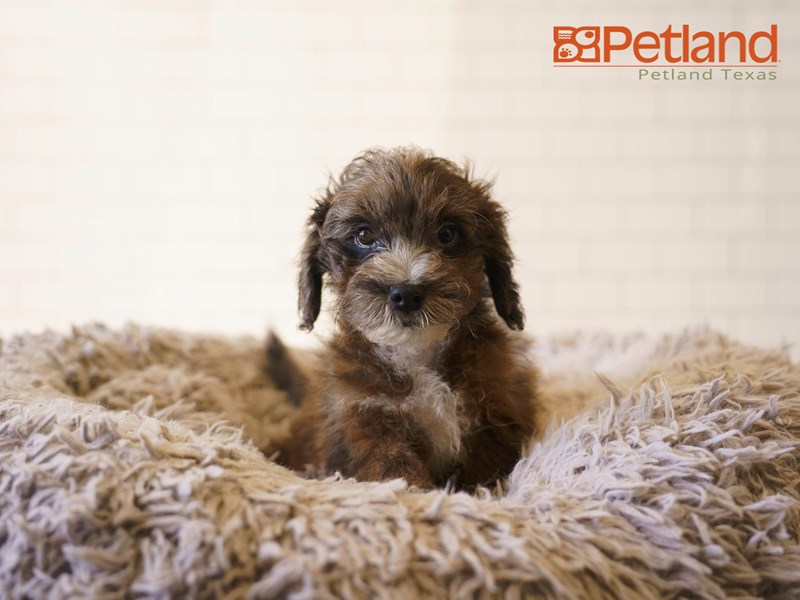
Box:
[553,25,778,64]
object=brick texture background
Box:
[0,1,798,354]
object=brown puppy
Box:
[275,147,536,490]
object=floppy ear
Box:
[480,198,525,331]
[298,198,331,331]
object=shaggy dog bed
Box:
[1,324,798,599]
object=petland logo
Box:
[554,25,779,81]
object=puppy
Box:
[273,147,536,490]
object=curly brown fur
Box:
[273,147,536,490]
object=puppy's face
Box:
[323,188,486,347]
[299,148,523,346]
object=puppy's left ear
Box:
[298,197,331,331]
[480,197,525,331]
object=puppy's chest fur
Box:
[381,345,469,470]
[332,343,470,475]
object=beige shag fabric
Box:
[1,323,798,599]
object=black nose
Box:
[388,284,424,313]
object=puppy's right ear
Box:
[298,198,331,331]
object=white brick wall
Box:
[0,1,798,357]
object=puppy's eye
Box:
[437,224,458,247]
[354,226,380,249]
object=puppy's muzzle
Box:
[388,283,424,313]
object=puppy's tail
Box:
[265,331,307,407]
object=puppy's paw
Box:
[403,469,435,491]
[354,451,434,489]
